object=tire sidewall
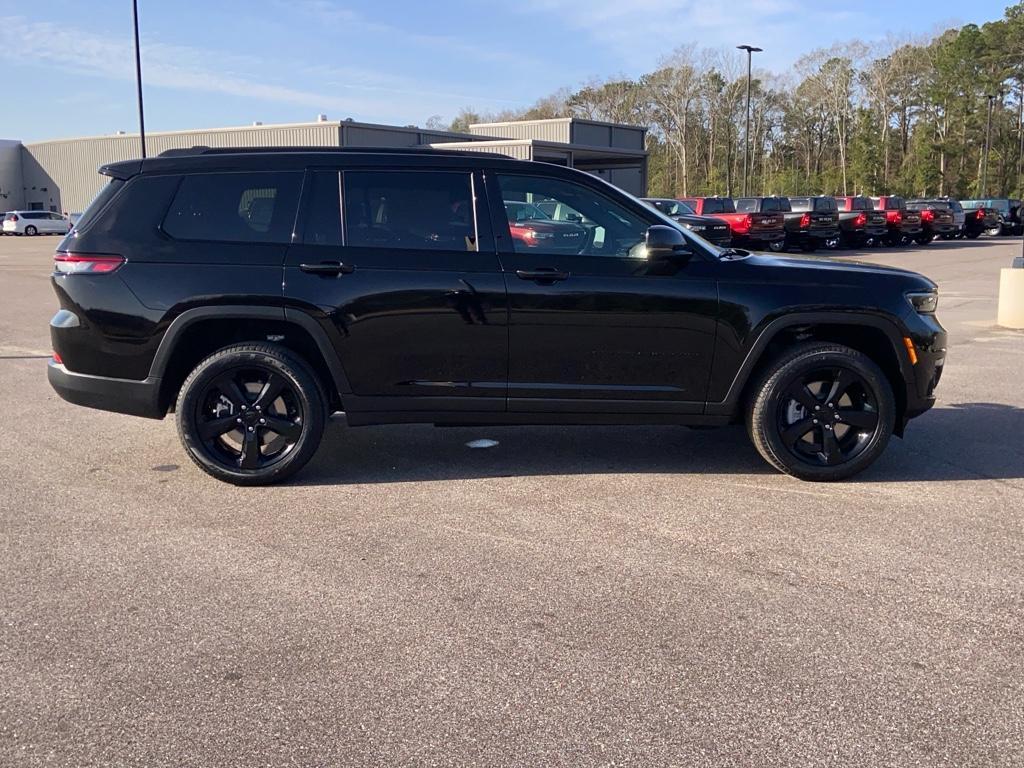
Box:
[755,348,895,481]
[176,346,325,485]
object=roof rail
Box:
[156,145,514,160]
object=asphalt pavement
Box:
[1,233,1022,767]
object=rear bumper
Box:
[47,360,165,419]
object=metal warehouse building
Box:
[0,117,647,214]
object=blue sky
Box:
[0,0,1014,142]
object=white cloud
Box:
[515,0,869,72]
[0,15,521,125]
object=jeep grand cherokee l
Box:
[48,147,946,485]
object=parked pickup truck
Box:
[957,200,1002,238]
[871,196,923,246]
[641,198,732,246]
[680,196,785,250]
[959,198,1021,236]
[906,199,958,242]
[784,196,841,252]
[834,196,888,248]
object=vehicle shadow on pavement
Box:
[297,422,771,485]
[296,402,1024,486]
[861,402,1024,483]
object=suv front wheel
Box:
[747,343,895,481]
[176,343,326,485]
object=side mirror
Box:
[645,225,692,261]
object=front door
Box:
[284,167,508,414]
[488,171,719,414]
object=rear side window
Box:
[702,198,735,214]
[343,170,477,252]
[163,171,302,244]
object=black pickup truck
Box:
[783,196,841,252]
[834,196,888,248]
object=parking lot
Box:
[1,233,1022,766]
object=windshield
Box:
[504,201,551,222]
[649,199,695,217]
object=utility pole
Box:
[132,0,147,158]
[982,93,995,197]
[737,45,762,198]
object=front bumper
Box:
[903,320,947,421]
[47,360,165,419]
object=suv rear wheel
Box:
[176,343,326,485]
[747,342,895,481]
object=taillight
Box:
[921,209,934,222]
[892,211,902,224]
[53,252,125,275]
[799,213,811,228]
[853,213,866,227]
[732,214,752,234]
[52,352,63,365]
[976,209,985,220]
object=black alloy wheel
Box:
[747,342,895,481]
[195,367,304,471]
[176,343,326,485]
[774,366,881,468]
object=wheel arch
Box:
[150,306,350,414]
[709,312,913,434]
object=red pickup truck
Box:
[871,196,924,246]
[680,197,785,249]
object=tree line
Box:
[431,4,1024,200]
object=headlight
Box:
[906,291,938,314]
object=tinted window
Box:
[815,197,837,212]
[73,179,124,232]
[702,198,735,214]
[344,170,477,252]
[776,198,792,212]
[163,171,302,244]
[302,170,342,246]
[496,174,648,258]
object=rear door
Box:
[489,170,718,413]
[283,166,508,414]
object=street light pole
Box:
[737,45,762,198]
[132,0,147,158]
[982,93,995,197]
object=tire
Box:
[24,225,37,236]
[966,229,980,240]
[799,242,817,253]
[914,233,933,245]
[176,343,326,486]
[746,342,895,482]
[768,240,786,253]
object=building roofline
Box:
[470,117,647,133]
[22,119,480,148]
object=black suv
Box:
[48,147,946,485]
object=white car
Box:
[3,211,71,236]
